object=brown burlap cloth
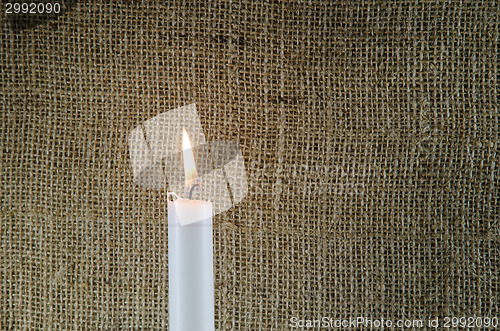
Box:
[1,1,499,330]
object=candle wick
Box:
[189,183,201,199]
[167,191,180,201]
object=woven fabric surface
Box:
[1,1,499,329]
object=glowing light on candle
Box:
[170,128,214,331]
[182,128,198,188]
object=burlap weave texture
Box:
[1,1,499,330]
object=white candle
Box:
[168,198,214,331]
[168,128,214,331]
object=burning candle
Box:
[168,129,214,331]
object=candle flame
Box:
[182,128,198,188]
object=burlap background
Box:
[1,1,499,329]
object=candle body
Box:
[168,199,214,331]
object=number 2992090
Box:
[5,2,61,14]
